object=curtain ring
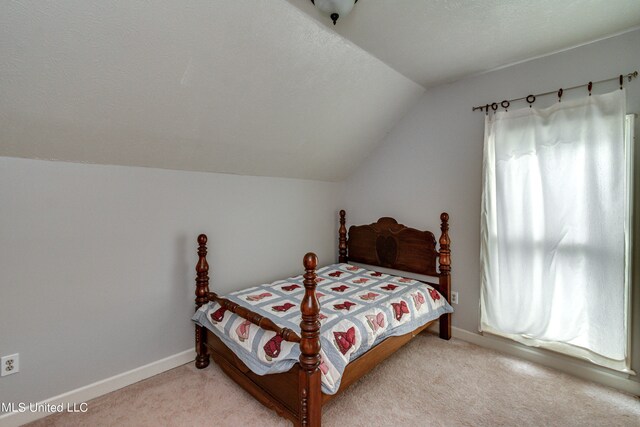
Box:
[620,74,624,90]
[485,104,489,116]
[501,100,510,111]
[491,102,498,112]
[557,88,563,102]
[526,94,535,108]
[588,81,593,96]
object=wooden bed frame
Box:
[194,210,452,426]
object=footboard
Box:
[193,236,322,426]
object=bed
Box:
[192,210,453,426]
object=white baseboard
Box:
[0,350,195,427]
[428,322,640,396]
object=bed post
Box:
[195,234,210,369]
[438,213,452,340]
[299,253,321,427]
[338,210,347,263]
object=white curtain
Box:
[480,89,632,372]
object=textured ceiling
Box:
[288,0,640,87]
[2,1,639,181]
[0,0,423,181]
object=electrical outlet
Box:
[1,354,19,377]
[451,291,459,304]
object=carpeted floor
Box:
[27,334,639,426]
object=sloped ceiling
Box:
[289,0,640,87]
[0,0,423,181]
[2,1,640,181]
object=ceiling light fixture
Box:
[311,0,358,25]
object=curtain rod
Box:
[472,71,638,113]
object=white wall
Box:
[344,29,640,377]
[0,157,341,407]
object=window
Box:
[480,89,633,372]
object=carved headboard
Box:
[338,210,449,278]
[338,210,452,338]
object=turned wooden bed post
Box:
[338,210,348,263]
[299,253,321,427]
[438,213,452,340]
[195,234,211,368]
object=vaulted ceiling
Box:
[2,1,639,181]
[289,0,640,88]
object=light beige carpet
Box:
[28,334,639,426]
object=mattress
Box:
[192,263,453,394]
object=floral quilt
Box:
[192,263,453,394]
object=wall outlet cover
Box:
[1,353,19,376]
[451,291,459,304]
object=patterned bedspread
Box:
[192,263,453,394]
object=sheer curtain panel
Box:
[480,89,632,372]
